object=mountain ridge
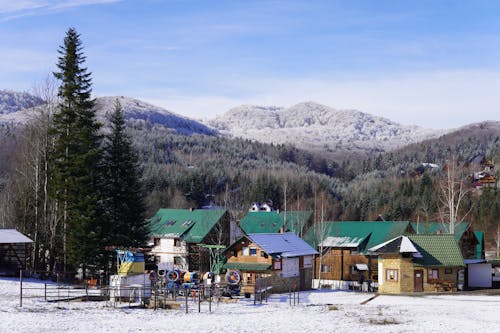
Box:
[206,101,447,154]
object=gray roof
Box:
[0,229,33,244]
[248,232,318,258]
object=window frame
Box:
[385,269,399,282]
[428,268,439,280]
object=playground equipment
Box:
[223,269,242,297]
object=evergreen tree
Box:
[50,28,105,273]
[103,99,148,248]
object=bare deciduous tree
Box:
[438,156,473,234]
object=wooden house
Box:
[223,232,318,293]
[303,221,414,288]
[0,229,33,276]
[239,210,313,237]
[370,234,465,293]
[148,209,230,272]
[411,222,480,259]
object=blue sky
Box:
[1,0,500,128]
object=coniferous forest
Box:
[0,28,500,276]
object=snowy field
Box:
[1,277,499,332]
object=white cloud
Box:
[0,0,121,21]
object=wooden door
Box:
[414,270,423,292]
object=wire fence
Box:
[18,270,305,311]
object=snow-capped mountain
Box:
[207,102,446,153]
[94,96,215,135]
[0,90,215,136]
[0,90,44,115]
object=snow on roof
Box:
[248,233,318,258]
[368,235,419,253]
[319,236,366,248]
[0,229,33,244]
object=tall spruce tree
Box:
[103,99,148,248]
[51,28,105,274]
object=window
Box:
[174,256,182,265]
[386,269,398,282]
[428,269,439,280]
[174,238,181,247]
[274,261,281,270]
[350,265,356,275]
[242,246,249,256]
[232,250,238,257]
[165,220,176,226]
[321,264,329,273]
[444,268,452,275]
[261,252,268,258]
[246,273,253,284]
[153,238,160,246]
[250,247,257,256]
[182,220,192,227]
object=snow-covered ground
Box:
[1,277,499,332]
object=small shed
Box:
[0,229,33,276]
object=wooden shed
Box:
[0,229,33,276]
[223,232,318,293]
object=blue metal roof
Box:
[248,233,318,258]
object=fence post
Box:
[19,270,23,307]
[208,288,212,313]
[198,286,201,313]
[45,284,47,301]
[185,287,189,314]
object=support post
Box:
[19,269,23,307]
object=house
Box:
[303,221,414,288]
[239,210,313,237]
[0,229,33,276]
[370,234,465,293]
[148,209,230,272]
[411,222,480,259]
[223,232,318,293]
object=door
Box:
[414,270,423,292]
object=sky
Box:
[1,0,500,128]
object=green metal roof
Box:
[239,211,312,235]
[411,222,470,241]
[223,262,271,271]
[408,234,465,267]
[303,221,413,252]
[148,209,227,243]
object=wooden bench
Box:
[428,279,455,292]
